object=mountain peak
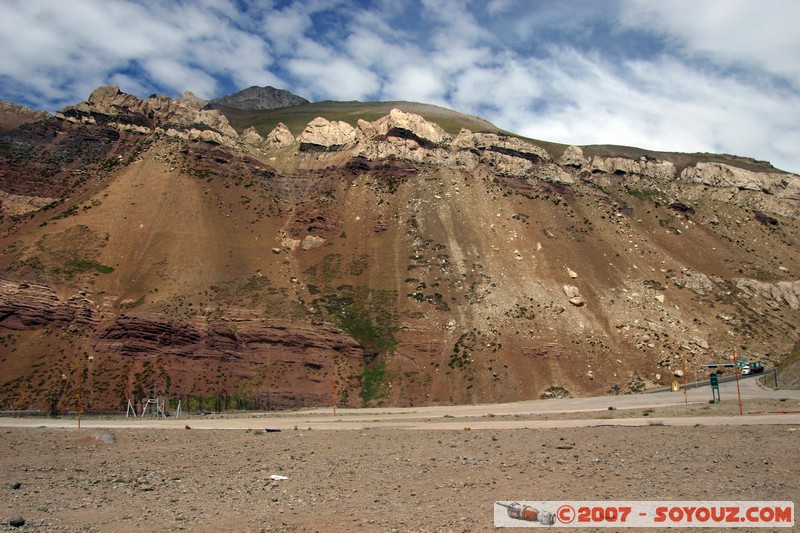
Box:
[210,86,309,111]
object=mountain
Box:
[0,85,798,414]
[0,100,50,131]
[209,85,309,111]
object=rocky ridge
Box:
[250,109,798,218]
[55,86,241,148]
[46,86,800,220]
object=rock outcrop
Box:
[553,145,798,218]
[94,314,362,360]
[319,106,787,219]
[556,146,676,181]
[49,87,800,220]
[360,108,452,146]
[0,190,57,216]
[92,313,365,408]
[287,109,575,183]
[680,162,800,218]
[683,162,784,191]
[671,271,715,295]
[352,109,455,164]
[589,156,676,181]
[56,86,241,149]
[297,117,357,151]
[454,130,574,183]
[265,123,296,149]
[736,278,800,310]
[559,145,588,167]
[458,131,548,162]
[240,126,265,147]
[0,278,97,333]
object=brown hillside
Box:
[0,88,798,413]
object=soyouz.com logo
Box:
[494,501,794,528]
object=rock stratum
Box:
[0,85,798,412]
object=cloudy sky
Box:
[1,0,799,172]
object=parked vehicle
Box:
[741,362,764,375]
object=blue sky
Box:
[1,0,799,173]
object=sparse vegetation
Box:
[64,259,114,275]
[625,187,662,200]
[359,361,387,405]
[307,284,399,357]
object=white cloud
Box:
[262,4,313,54]
[449,55,543,117]
[140,57,219,99]
[0,0,278,106]
[344,29,419,74]
[107,72,157,100]
[421,0,489,44]
[486,0,515,16]
[384,65,447,105]
[497,47,800,172]
[288,56,381,101]
[620,0,800,88]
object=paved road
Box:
[2,377,798,431]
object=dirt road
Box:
[1,382,798,532]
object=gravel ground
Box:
[1,402,798,532]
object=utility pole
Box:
[732,349,743,415]
[682,354,688,405]
[76,361,83,429]
[332,367,337,416]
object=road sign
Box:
[709,373,720,403]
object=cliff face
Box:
[0,87,798,412]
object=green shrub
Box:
[65,259,115,275]
[360,362,387,405]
